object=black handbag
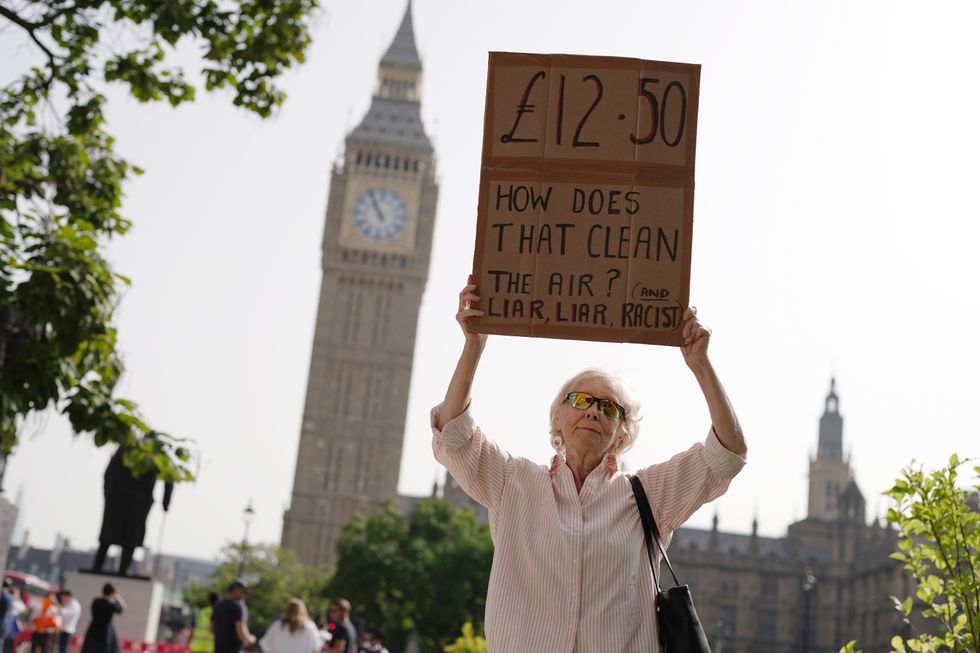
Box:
[629,475,712,653]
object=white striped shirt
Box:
[431,406,746,652]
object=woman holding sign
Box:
[431,277,747,652]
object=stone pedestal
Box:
[0,495,17,573]
[64,571,163,643]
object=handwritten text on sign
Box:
[472,53,700,345]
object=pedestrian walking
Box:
[211,582,254,653]
[30,592,60,653]
[56,591,80,653]
[189,593,218,653]
[259,599,321,653]
[80,584,124,653]
[0,580,13,653]
[323,601,355,653]
[3,587,26,653]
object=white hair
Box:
[548,368,642,458]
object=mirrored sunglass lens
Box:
[598,400,620,418]
[569,392,593,409]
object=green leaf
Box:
[1,0,319,483]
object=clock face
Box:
[351,188,409,241]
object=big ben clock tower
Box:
[282,2,438,567]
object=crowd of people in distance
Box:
[0,578,386,653]
[198,582,387,653]
[0,579,83,653]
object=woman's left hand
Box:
[680,306,711,367]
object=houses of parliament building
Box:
[280,5,908,652]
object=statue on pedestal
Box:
[92,434,173,576]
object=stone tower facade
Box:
[281,3,438,567]
[807,378,852,520]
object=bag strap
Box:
[629,475,681,590]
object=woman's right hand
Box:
[457,275,488,348]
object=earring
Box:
[550,434,563,451]
[605,454,618,475]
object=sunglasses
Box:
[565,391,626,420]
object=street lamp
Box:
[801,572,818,653]
[238,499,255,576]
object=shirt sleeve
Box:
[635,427,746,536]
[308,624,323,652]
[331,626,349,646]
[259,621,277,652]
[431,404,515,514]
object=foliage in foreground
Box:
[0,0,318,480]
[840,455,979,653]
[443,622,488,653]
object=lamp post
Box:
[238,499,255,577]
[801,572,817,653]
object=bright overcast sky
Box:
[2,0,978,562]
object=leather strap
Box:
[630,475,681,591]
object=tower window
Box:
[365,153,373,166]
[355,151,363,165]
[413,160,419,172]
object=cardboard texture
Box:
[472,52,700,346]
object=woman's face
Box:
[555,376,624,460]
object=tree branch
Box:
[37,2,79,27]
[0,2,60,89]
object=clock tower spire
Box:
[281,2,439,567]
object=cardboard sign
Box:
[471,52,701,346]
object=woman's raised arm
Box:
[437,276,488,429]
[680,306,747,457]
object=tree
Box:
[0,0,319,480]
[184,543,330,634]
[883,455,980,653]
[328,499,493,653]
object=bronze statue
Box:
[92,435,173,576]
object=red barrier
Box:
[10,632,189,653]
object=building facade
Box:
[667,380,909,653]
[281,4,438,567]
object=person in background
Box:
[0,580,12,653]
[190,593,218,653]
[30,591,60,653]
[259,599,321,653]
[211,582,254,653]
[3,587,26,653]
[323,601,355,653]
[80,583,124,653]
[360,632,388,653]
[57,591,80,653]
